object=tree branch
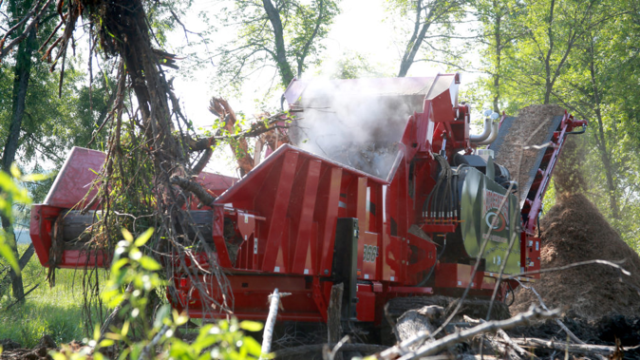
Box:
[378,306,559,360]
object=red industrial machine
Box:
[30,74,586,325]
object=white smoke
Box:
[289,79,425,178]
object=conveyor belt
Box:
[490,115,564,208]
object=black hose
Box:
[415,237,446,287]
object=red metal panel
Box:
[195,171,237,197]
[435,263,496,293]
[259,151,299,273]
[356,283,376,322]
[30,204,111,268]
[416,103,433,153]
[174,274,323,322]
[348,176,367,275]
[290,160,322,275]
[44,147,105,209]
[212,206,233,268]
[360,232,379,281]
[387,286,434,294]
[406,233,436,285]
[30,205,62,266]
[396,159,409,283]
[317,167,343,276]
[57,249,111,269]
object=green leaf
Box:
[21,173,55,182]
[239,320,263,332]
[9,163,20,179]
[121,228,133,243]
[93,325,101,341]
[242,335,263,357]
[172,309,189,326]
[98,339,114,347]
[133,227,154,247]
[50,352,67,360]
[0,243,19,275]
[154,304,171,329]
[111,258,129,273]
[139,256,161,271]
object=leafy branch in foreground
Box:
[52,228,264,360]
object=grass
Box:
[0,244,107,348]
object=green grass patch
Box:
[0,244,107,348]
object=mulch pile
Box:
[510,193,640,319]
[494,104,565,202]
[505,105,640,319]
[511,167,640,319]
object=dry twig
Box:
[378,306,559,360]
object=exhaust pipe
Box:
[470,117,492,143]
[475,120,500,145]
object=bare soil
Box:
[510,192,640,319]
[494,105,565,202]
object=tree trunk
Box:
[398,2,434,78]
[2,28,36,302]
[588,49,620,220]
[492,8,502,113]
[263,0,295,86]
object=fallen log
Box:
[395,305,443,349]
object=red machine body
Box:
[30,74,586,325]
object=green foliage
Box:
[52,229,264,360]
[210,0,340,89]
[473,0,640,249]
[0,245,105,348]
[0,166,32,273]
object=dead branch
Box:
[260,289,280,359]
[496,329,532,358]
[209,97,254,176]
[170,176,216,207]
[510,259,631,278]
[0,0,53,62]
[463,316,534,358]
[191,147,213,175]
[512,337,638,357]
[213,125,290,141]
[327,283,344,349]
[378,306,559,360]
[513,278,586,345]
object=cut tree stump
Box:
[395,305,444,349]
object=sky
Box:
[162,0,483,176]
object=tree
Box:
[1,0,46,302]
[548,0,639,233]
[212,0,340,88]
[497,0,614,110]
[473,0,640,248]
[0,0,115,301]
[472,0,524,112]
[387,0,467,77]
[0,0,52,62]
